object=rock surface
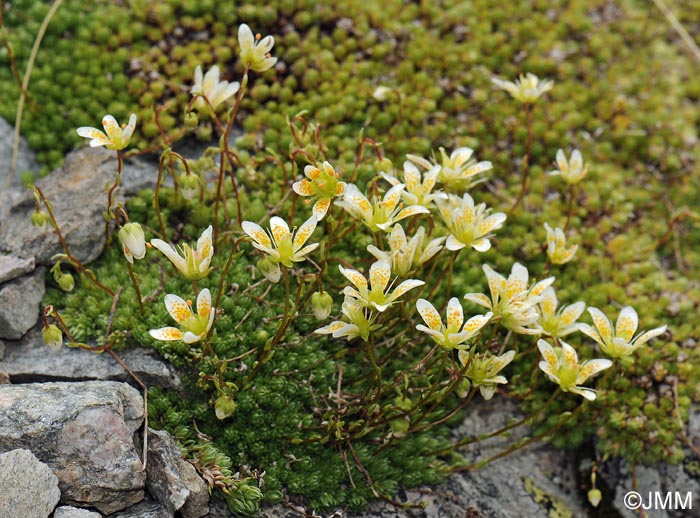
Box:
[146,428,209,517]
[111,498,171,518]
[53,506,103,518]
[0,448,61,518]
[0,268,45,339]
[0,254,36,284]
[1,325,181,389]
[0,381,145,514]
[0,147,130,265]
[0,117,39,189]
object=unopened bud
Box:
[184,111,199,129]
[257,258,281,283]
[372,86,392,102]
[31,211,51,228]
[310,291,333,320]
[42,324,63,350]
[57,273,75,292]
[118,222,146,263]
[376,157,394,174]
[215,395,236,419]
[179,174,201,201]
[587,488,602,507]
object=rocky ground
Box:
[1,120,699,517]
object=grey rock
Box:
[0,254,35,284]
[120,155,160,196]
[0,448,61,518]
[111,497,171,518]
[0,339,4,360]
[147,428,210,517]
[0,147,114,265]
[0,381,145,514]
[0,268,45,339]
[53,506,103,518]
[0,117,39,189]
[1,326,181,389]
[178,458,210,518]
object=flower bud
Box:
[31,211,51,228]
[42,324,63,350]
[376,157,394,174]
[587,489,602,507]
[179,174,201,201]
[257,257,281,283]
[58,273,75,292]
[118,222,147,264]
[372,86,392,102]
[215,395,236,419]
[310,291,333,320]
[184,111,199,129]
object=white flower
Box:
[118,222,146,264]
[367,225,444,277]
[76,114,137,151]
[149,289,216,344]
[579,306,667,363]
[491,73,554,104]
[544,223,578,265]
[538,287,585,338]
[242,216,318,282]
[151,226,214,280]
[339,259,424,312]
[464,263,554,335]
[457,349,515,400]
[191,65,240,111]
[437,193,506,252]
[537,339,612,401]
[406,147,492,191]
[549,149,588,185]
[381,161,446,211]
[315,296,378,342]
[337,183,429,232]
[292,161,346,220]
[238,23,277,72]
[415,297,492,350]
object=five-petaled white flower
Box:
[549,149,588,185]
[242,215,318,282]
[464,263,554,335]
[381,161,446,211]
[150,288,216,344]
[76,114,136,151]
[315,296,378,342]
[367,225,444,277]
[579,306,667,363]
[191,65,240,111]
[151,225,214,280]
[537,339,612,401]
[292,161,346,220]
[337,183,429,232]
[415,297,492,350]
[457,349,515,400]
[491,73,554,104]
[544,223,578,265]
[238,23,277,72]
[118,222,147,264]
[538,287,585,338]
[437,193,506,252]
[407,147,492,191]
[340,259,424,313]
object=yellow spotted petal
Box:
[312,198,331,220]
[577,359,612,383]
[560,341,579,366]
[339,265,368,292]
[463,312,492,334]
[269,216,290,244]
[446,297,463,330]
[197,288,212,318]
[588,307,612,344]
[149,327,184,341]
[506,263,529,299]
[293,216,318,249]
[242,221,272,249]
[165,294,193,323]
[615,306,638,342]
[416,299,442,331]
[293,179,314,196]
[537,339,558,366]
[560,301,585,326]
[369,259,391,292]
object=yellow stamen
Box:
[255,33,261,40]
[186,299,192,306]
